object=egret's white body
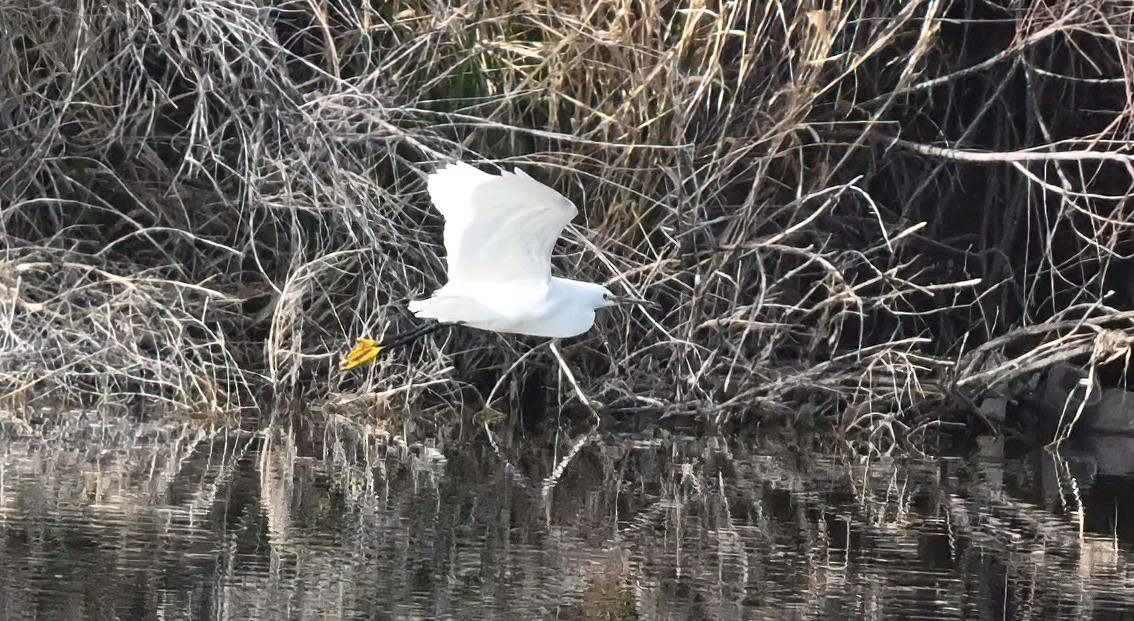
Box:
[407,162,615,338]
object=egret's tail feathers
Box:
[409,295,496,325]
[406,297,431,315]
[339,322,447,371]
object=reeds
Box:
[1,0,1131,437]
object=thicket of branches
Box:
[1,0,1131,438]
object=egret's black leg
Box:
[382,321,448,349]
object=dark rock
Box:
[1080,389,1134,434]
[1039,364,1101,421]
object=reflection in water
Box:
[1,417,1133,620]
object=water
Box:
[1,416,1133,620]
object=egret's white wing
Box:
[426,162,577,287]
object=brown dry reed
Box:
[1,0,1132,441]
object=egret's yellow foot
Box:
[340,338,385,371]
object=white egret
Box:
[341,161,648,370]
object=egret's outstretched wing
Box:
[426,162,577,287]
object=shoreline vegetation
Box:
[1,1,1131,445]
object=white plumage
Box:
[340,161,652,371]
[408,162,615,338]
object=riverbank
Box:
[2,1,1130,442]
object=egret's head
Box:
[593,285,616,309]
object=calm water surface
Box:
[1,415,1132,620]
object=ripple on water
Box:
[1,420,1133,619]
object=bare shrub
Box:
[1,0,1130,439]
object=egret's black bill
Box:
[609,295,660,310]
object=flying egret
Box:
[340,161,649,371]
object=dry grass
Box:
[1,0,1132,439]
